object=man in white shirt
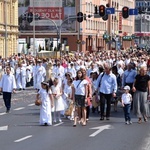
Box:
[0,67,16,113]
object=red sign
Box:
[119,12,122,32]
[135,32,150,36]
[28,7,64,20]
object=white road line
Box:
[14,135,32,143]
[53,122,64,127]
[0,112,6,116]
[28,103,35,106]
[13,107,25,111]
[0,125,8,131]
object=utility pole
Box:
[4,0,7,58]
[33,0,36,56]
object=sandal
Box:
[82,122,86,126]
[138,118,142,124]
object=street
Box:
[0,88,150,150]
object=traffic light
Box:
[77,12,83,23]
[84,14,86,20]
[27,12,33,23]
[122,6,129,19]
[94,6,98,14]
[99,5,106,17]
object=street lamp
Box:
[4,0,8,58]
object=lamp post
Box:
[4,0,8,58]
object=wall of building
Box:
[0,0,18,57]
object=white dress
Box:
[38,88,52,125]
[51,85,65,112]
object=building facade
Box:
[18,0,135,54]
[0,0,18,57]
[135,0,150,47]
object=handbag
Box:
[64,102,73,116]
[35,99,42,106]
[92,96,99,108]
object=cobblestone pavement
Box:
[0,87,37,109]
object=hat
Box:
[37,59,42,63]
[41,81,49,86]
[124,85,130,90]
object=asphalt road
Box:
[0,88,150,150]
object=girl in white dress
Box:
[36,81,54,126]
[62,75,74,119]
[51,78,65,123]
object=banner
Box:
[18,0,76,32]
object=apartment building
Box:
[0,0,18,57]
[135,0,150,47]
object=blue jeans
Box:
[123,104,131,121]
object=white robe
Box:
[35,65,46,89]
[38,89,52,125]
[16,66,26,89]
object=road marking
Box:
[0,112,6,115]
[53,122,64,127]
[13,107,25,111]
[28,103,35,106]
[89,125,112,137]
[0,125,8,131]
[14,135,32,143]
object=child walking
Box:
[121,85,132,125]
[51,78,65,123]
[36,81,54,126]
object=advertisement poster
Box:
[18,0,76,32]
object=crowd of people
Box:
[0,48,150,126]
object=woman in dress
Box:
[36,81,54,126]
[51,78,65,123]
[132,67,150,123]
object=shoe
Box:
[82,122,86,126]
[129,121,132,124]
[53,120,57,123]
[125,121,129,124]
[6,110,10,113]
[138,118,142,124]
[73,123,76,127]
[106,117,110,120]
[144,117,148,122]
[44,123,48,126]
[100,117,104,121]
[58,119,62,123]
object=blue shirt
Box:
[122,69,137,87]
[96,72,117,94]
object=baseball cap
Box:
[124,85,130,90]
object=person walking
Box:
[121,85,132,125]
[72,70,88,126]
[96,63,117,120]
[36,81,54,126]
[0,66,16,113]
[51,78,65,123]
[15,63,26,90]
[122,63,137,110]
[132,67,150,124]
